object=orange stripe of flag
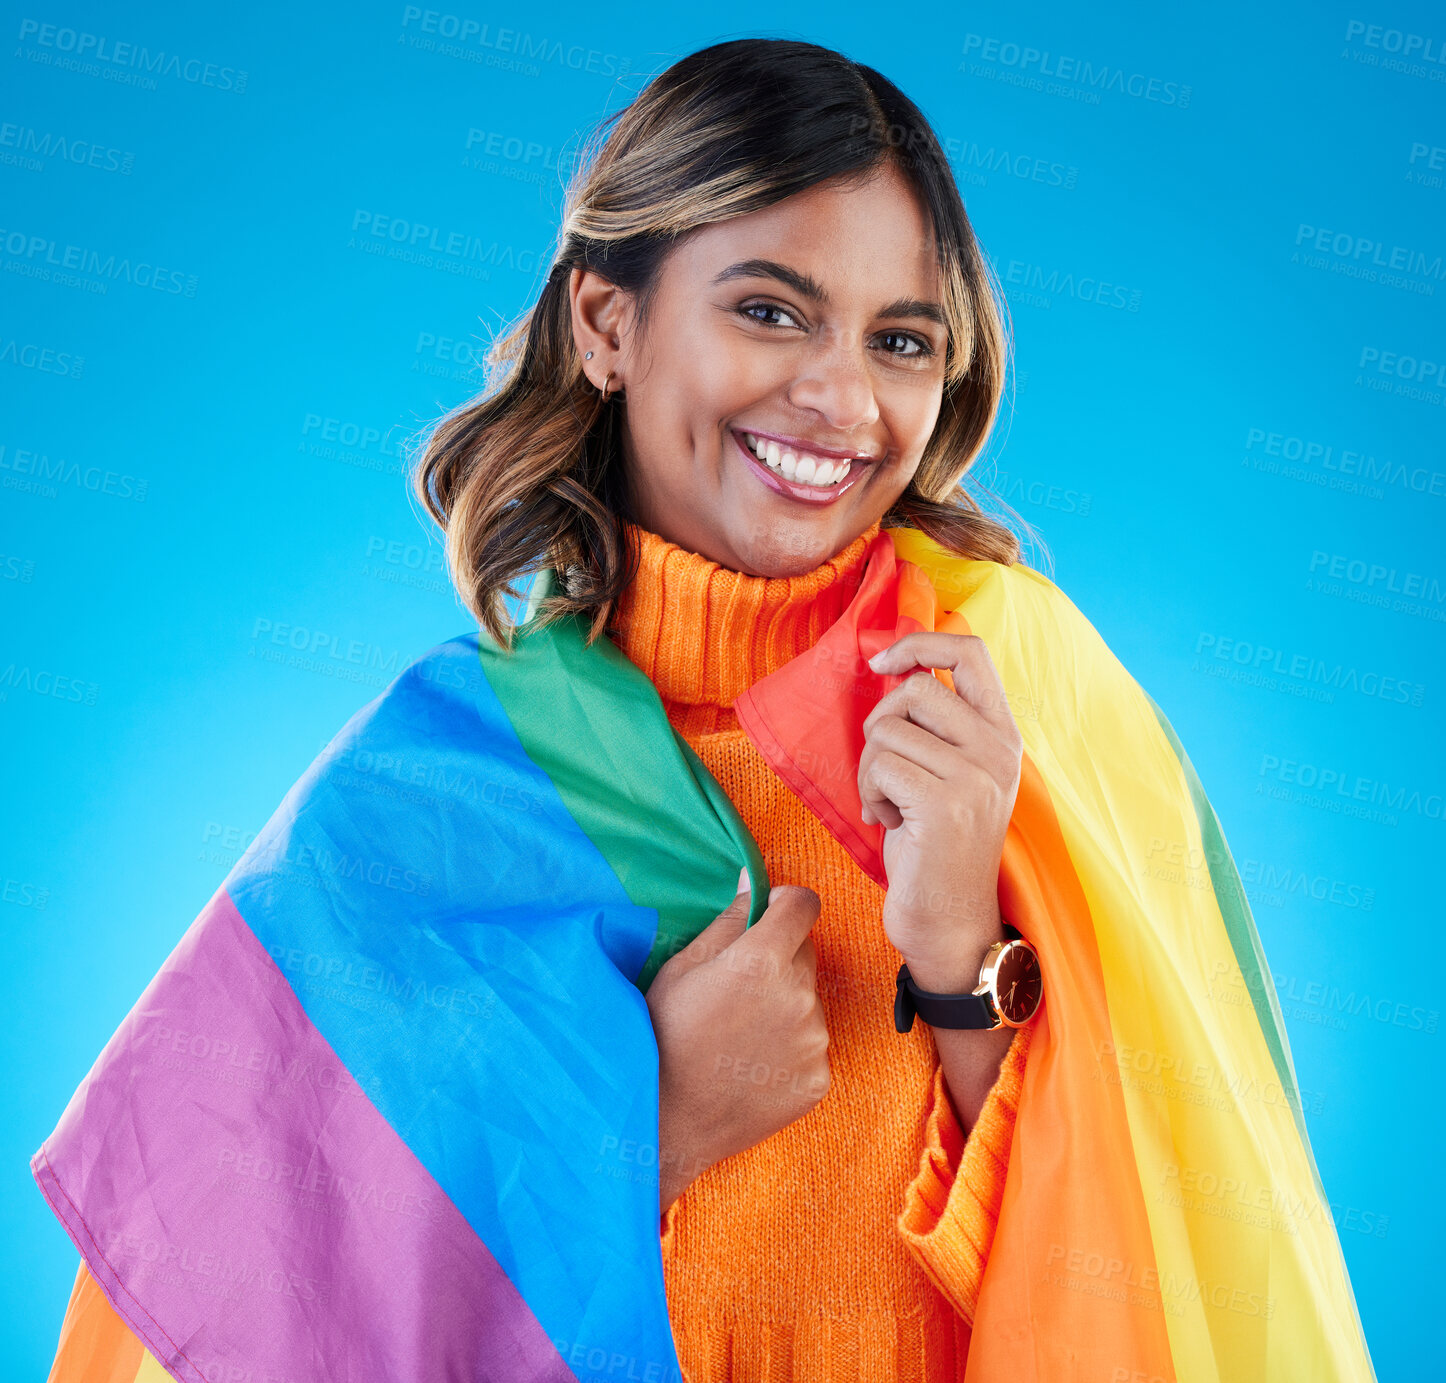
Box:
[896,558,1177,1381]
[47,1260,147,1383]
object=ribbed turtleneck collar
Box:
[606,518,883,711]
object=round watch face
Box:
[993,942,1043,1025]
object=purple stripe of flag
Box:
[32,886,575,1383]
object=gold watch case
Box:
[975,937,1044,1028]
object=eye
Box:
[737,301,938,363]
[877,331,935,360]
[739,300,803,329]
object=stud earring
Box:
[584,350,594,360]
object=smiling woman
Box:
[35,34,1375,1383]
[414,37,1019,641]
[568,167,968,565]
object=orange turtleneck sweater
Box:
[606,516,1033,1383]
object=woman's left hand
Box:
[859,631,1024,981]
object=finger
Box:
[868,633,1017,738]
[793,932,818,988]
[868,632,1009,719]
[729,884,821,967]
[859,701,1019,833]
[861,711,972,782]
[675,882,753,968]
[863,674,990,755]
[858,745,935,832]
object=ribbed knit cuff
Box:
[895,1022,1033,1326]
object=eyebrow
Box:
[710,257,948,328]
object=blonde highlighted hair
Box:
[413,38,1028,651]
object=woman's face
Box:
[570,162,950,576]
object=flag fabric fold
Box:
[34,528,1376,1382]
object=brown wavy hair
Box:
[412,37,1034,652]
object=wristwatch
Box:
[894,923,1043,1032]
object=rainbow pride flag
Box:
[33,526,1376,1382]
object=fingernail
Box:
[736,866,749,894]
[867,649,885,668]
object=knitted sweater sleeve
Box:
[660,1197,682,1257]
[894,1020,1034,1326]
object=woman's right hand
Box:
[645,871,828,1215]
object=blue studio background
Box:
[3,1,1442,1377]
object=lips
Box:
[731,429,867,506]
[743,428,880,464]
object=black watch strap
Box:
[893,924,1023,1033]
[894,964,996,1032]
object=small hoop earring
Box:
[601,370,617,400]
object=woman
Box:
[35,38,1375,1383]
[433,38,1035,1374]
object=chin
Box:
[730,517,844,577]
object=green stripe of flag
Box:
[479,566,769,991]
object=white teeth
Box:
[743,433,853,488]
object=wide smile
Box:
[730,429,871,507]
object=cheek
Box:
[882,384,945,465]
[886,378,944,437]
[687,311,793,398]
[643,320,746,429]
[692,337,776,413]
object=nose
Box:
[785,336,881,434]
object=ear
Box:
[569,267,634,389]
